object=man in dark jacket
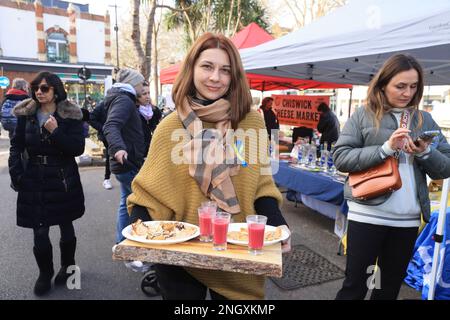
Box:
[103,68,145,243]
[1,78,29,138]
[88,100,113,189]
[317,102,340,149]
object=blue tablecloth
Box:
[272,160,348,215]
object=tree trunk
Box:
[131,0,146,77]
[143,0,157,80]
[226,0,235,37]
[152,24,159,104]
[232,0,241,36]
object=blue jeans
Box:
[114,170,138,243]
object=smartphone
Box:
[414,130,440,145]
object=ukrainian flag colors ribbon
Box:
[233,140,247,167]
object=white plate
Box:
[227,223,289,246]
[122,221,200,245]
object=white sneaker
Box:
[103,179,112,190]
[124,260,152,273]
[112,244,118,254]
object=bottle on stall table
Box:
[297,143,303,164]
[302,139,309,165]
[300,141,307,165]
[308,143,317,169]
[327,143,337,174]
[315,136,321,159]
[320,144,329,171]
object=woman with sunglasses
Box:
[9,71,85,296]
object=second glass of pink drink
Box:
[246,215,267,255]
[212,212,231,251]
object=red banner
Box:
[272,95,330,128]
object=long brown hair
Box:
[172,33,252,129]
[260,97,274,110]
[366,54,424,130]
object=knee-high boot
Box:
[54,238,77,286]
[33,246,54,296]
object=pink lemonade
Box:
[199,212,212,236]
[213,218,229,244]
[248,223,265,249]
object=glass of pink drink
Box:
[212,212,231,251]
[198,202,217,242]
[246,215,267,255]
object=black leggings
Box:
[336,220,418,300]
[33,222,76,251]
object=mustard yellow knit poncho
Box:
[127,110,283,299]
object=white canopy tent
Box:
[241,0,450,85]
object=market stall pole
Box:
[428,178,449,300]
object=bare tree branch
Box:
[232,0,241,37]
[226,0,235,37]
[156,4,192,13]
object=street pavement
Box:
[0,127,421,300]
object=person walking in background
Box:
[317,102,340,149]
[126,33,291,300]
[259,97,279,140]
[8,71,85,296]
[136,81,162,157]
[1,78,29,139]
[103,68,146,244]
[88,100,112,189]
[333,54,450,300]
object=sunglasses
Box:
[31,84,52,93]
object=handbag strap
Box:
[393,111,410,159]
[400,111,410,129]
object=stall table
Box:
[272,160,348,220]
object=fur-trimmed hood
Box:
[12,98,83,120]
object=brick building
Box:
[0,0,114,103]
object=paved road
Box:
[0,127,421,300]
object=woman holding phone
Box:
[333,54,450,300]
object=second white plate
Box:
[227,223,289,246]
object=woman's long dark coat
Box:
[9,98,85,228]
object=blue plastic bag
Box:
[405,209,450,300]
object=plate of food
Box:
[122,219,200,244]
[227,223,289,246]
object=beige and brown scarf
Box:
[178,97,241,214]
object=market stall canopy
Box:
[246,73,351,91]
[160,22,272,84]
[160,23,352,90]
[240,0,450,86]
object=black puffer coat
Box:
[9,98,85,228]
[103,87,145,174]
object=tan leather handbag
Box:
[348,156,402,200]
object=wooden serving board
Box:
[113,238,282,278]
